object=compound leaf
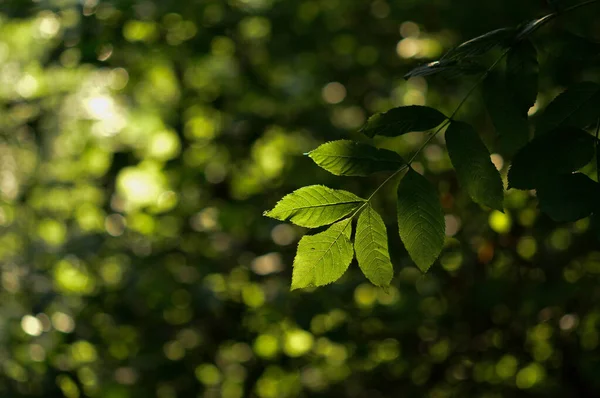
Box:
[355,205,394,286]
[264,186,365,228]
[445,121,504,210]
[291,219,354,290]
[397,169,445,272]
[308,140,404,176]
[360,106,446,138]
[537,173,600,222]
[508,127,595,190]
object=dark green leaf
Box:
[404,59,484,79]
[508,127,595,189]
[264,185,365,228]
[442,27,517,61]
[483,74,530,156]
[544,31,600,61]
[536,82,600,135]
[537,173,600,222]
[307,140,404,176]
[516,14,555,40]
[445,121,504,210]
[397,169,445,272]
[506,39,539,114]
[360,106,446,138]
[291,219,354,290]
[355,205,394,286]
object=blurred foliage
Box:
[0,0,600,397]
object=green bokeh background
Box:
[1,0,600,397]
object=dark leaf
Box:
[360,106,447,138]
[483,74,530,156]
[445,121,504,210]
[536,82,600,135]
[537,173,600,222]
[508,127,595,189]
[404,59,484,79]
[506,39,539,115]
[516,14,555,40]
[396,168,445,272]
[442,27,517,61]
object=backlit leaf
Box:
[264,186,365,228]
[445,121,504,210]
[308,140,404,176]
[397,169,445,272]
[291,219,354,290]
[537,173,600,222]
[360,106,446,138]
[535,82,600,135]
[508,127,595,189]
[355,205,393,286]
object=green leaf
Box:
[360,106,446,138]
[307,140,404,176]
[291,219,354,290]
[264,185,365,228]
[397,169,445,272]
[445,121,504,210]
[442,27,517,61]
[404,59,484,79]
[544,31,600,61]
[506,39,539,115]
[483,74,530,156]
[537,173,600,222]
[355,205,394,286]
[508,127,595,190]
[535,82,600,135]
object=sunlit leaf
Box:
[307,140,404,176]
[442,27,517,61]
[483,74,530,156]
[535,82,600,135]
[264,186,365,228]
[360,106,447,138]
[355,205,393,286]
[537,173,600,222]
[397,169,445,272]
[291,219,354,290]
[508,127,595,189]
[507,39,539,114]
[445,121,504,210]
